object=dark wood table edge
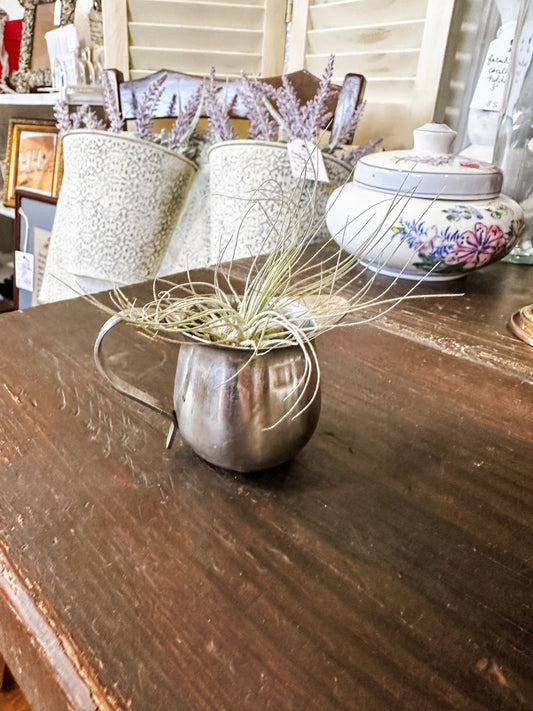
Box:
[0,543,119,711]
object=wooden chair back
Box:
[102,68,366,144]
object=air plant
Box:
[90,177,444,426]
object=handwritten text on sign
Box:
[470,22,515,112]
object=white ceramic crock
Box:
[40,130,197,302]
[209,140,352,263]
[326,123,524,280]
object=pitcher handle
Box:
[93,314,178,448]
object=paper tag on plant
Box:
[287,139,330,182]
[15,251,34,292]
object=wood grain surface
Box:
[0,259,531,710]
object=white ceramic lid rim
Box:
[354,164,502,199]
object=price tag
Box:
[15,251,34,292]
[470,22,516,112]
[287,139,330,182]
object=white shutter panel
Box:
[287,0,458,148]
[102,0,287,81]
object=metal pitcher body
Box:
[94,315,321,473]
[174,340,321,472]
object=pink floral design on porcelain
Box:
[444,223,507,269]
[391,202,521,275]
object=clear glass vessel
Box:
[493,0,533,262]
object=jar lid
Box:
[354,123,503,199]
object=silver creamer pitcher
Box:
[94,315,321,472]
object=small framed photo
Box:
[3,119,62,208]
[14,189,57,309]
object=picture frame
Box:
[14,189,57,309]
[2,119,62,208]
[9,0,77,92]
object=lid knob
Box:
[413,123,457,154]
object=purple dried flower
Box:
[303,54,337,139]
[54,97,72,136]
[269,54,338,142]
[332,99,367,148]
[343,137,383,167]
[239,73,278,142]
[90,116,108,131]
[135,72,168,140]
[80,104,106,130]
[169,83,204,150]
[70,114,80,129]
[205,67,237,143]
[69,104,106,131]
[273,74,306,140]
[101,71,124,133]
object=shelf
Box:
[0,87,103,106]
[0,204,15,219]
[0,92,58,105]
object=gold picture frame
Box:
[9,0,77,92]
[3,119,63,208]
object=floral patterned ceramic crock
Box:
[326,123,524,280]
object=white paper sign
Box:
[32,226,51,307]
[470,22,516,112]
[54,0,61,25]
[287,139,330,182]
[15,251,34,292]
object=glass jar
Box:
[493,0,533,262]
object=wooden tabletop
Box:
[0,259,531,711]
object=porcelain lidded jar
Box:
[326,123,524,280]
